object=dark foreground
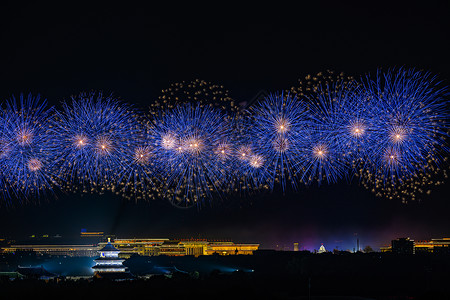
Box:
[2,251,450,299]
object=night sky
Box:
[0,2,449,251]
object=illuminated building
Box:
[293,243,299,251]
[183,240,209,256]
[381,237,450,254]
[205,242,260,255]
[104,238,169,257]
[414,238,450,253]
[1,244,98,257]
[159,241,186,256]
[318,244,326,253]
[2,237,259,258]
[92,238,126,273]
[98,239,259,258]
[80,229,104,237]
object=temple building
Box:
[92,238,133,279]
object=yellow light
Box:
[313,144,327,159]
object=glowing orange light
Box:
[134,146,152,164]
[95,136,112,155]
[275,117,290,134]
[313,144,327,159]
[17,128,33,145]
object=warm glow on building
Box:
[381,237,450,254]
[1,237,260,258]
[98,238,259,258]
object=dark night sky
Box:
[0,2,449,250]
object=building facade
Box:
[98,239,260,258]
[2,238,259,258]
[92,239,126,273]
[1,244,98,257]
[380,237,450,254]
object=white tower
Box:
[318,243,326,253]
[92,238,126,273]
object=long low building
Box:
[380,237,450,254]
[1,238,259,258]
[1,244,99,257]
[101,239,260,258]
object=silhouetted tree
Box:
[363,245,374,253]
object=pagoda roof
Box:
[94,257,125,262]
[99,242,120,252]
[92,265,127,270]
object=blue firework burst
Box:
[299,82,359,185]
[246,93,307,191]
[361,68,449,184]
[0,113,9,201]
[53,92,141,192]
[0,94,58,200]
[114,116,159,199]
[151,103,233,208]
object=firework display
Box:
[52,92,143,194]
[0,94,58,200]
[151,104,233,208]
[0,69,448,207]
[357,69,449,202]
[245,93,307,191]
